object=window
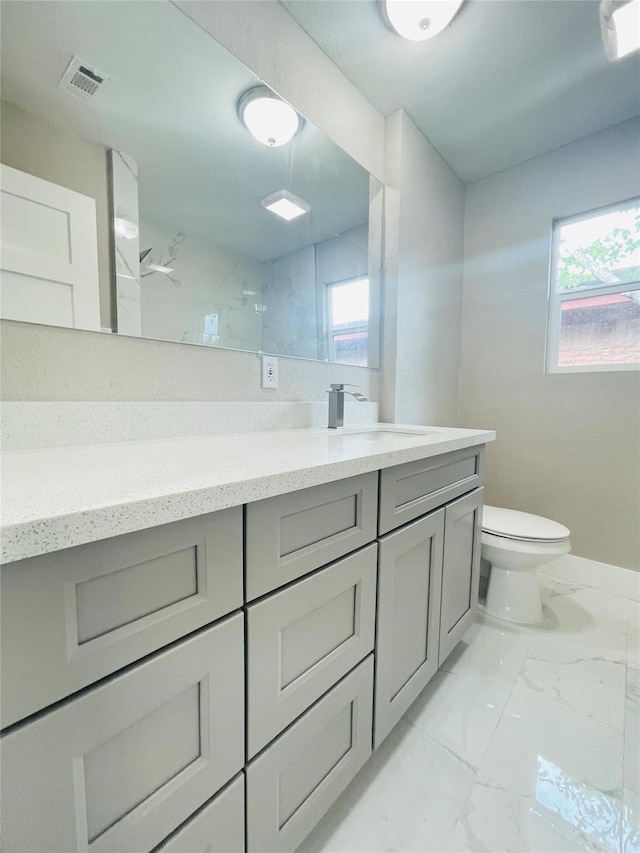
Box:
[546,199,640,372]
[326,277,369,366]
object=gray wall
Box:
[460,118,640,571]
[382,111,465,426]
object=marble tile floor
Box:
[298,576,640,853]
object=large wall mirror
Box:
[0,0,383,367]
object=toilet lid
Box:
[482,505,570,541]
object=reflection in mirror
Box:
[0,0,383,367]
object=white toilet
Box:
[481,505,571,625]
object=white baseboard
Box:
[540,554,640,602]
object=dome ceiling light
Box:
[600,0,640,60]
[379,0,464,41]
[238,85,303,147]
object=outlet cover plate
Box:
[261,355,278,389]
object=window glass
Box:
[547,199,640,372]
[327,278,369,367]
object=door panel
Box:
[0,164,100,330]
[374,510,444,748]
[439,488,484,665]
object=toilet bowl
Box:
[481,506,570,625]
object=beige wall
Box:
[1,100,113,328]
[460,118,640,571]
[0,320,380,402]
[0,0,386,404]
[382,111,465,425]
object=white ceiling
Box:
[280,0,640,182]
[0,1,371,261]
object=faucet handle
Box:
[329,383,357,391]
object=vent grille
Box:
[60,56,110,101]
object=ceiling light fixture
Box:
[238,85,303,147]
[600,0,640,60]
[261,190,310,221]
[113,217,138,240]
[379,0,464,41]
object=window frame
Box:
[323,276,370,365]
[545,197,640,374]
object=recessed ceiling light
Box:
[379,0,464,41]
[148,263,174,274]
[238,85,303,147]
[261,190,310,221]
[601,0,640,59]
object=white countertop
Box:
[1,424,495,564]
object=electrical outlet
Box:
[261,355,278,389]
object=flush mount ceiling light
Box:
[238,85,303,147]
[261,190,310,221]
[113,217,138,240]
[379,0,464,41]
[600,0,640,60]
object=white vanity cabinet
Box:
[0,440,488,853]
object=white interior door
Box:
[0,164,100,330]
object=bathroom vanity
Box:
[0,423,494,853]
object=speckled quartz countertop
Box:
[1,425,495,564]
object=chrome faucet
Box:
[327,383,368,429]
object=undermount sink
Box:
[329,428,444,439]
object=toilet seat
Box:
[482,505,570,543]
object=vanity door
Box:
[439,488,484,665]
[374,510,444,748]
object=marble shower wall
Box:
[261,224,369,360]
[261,245,318,360]
[138,218,263,351]
[110,151,141,336]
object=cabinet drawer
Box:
[374,510,444,748]
[155,773,244,853]
[1,614,244,853]
[247,543,377,757]
[439,488,484,665]
[247,656,373,853]
[1,507,242,728]
[378,446,484,534]
[246,472,378,600]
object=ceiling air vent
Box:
[59,56,111,102]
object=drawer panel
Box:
[247,544,377,757]
[155,773,244,853]
[379,446,485,534]
[1,614,244,853]
[1,507,242,729]
[247,656,373,853]
[246,472,378,600]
